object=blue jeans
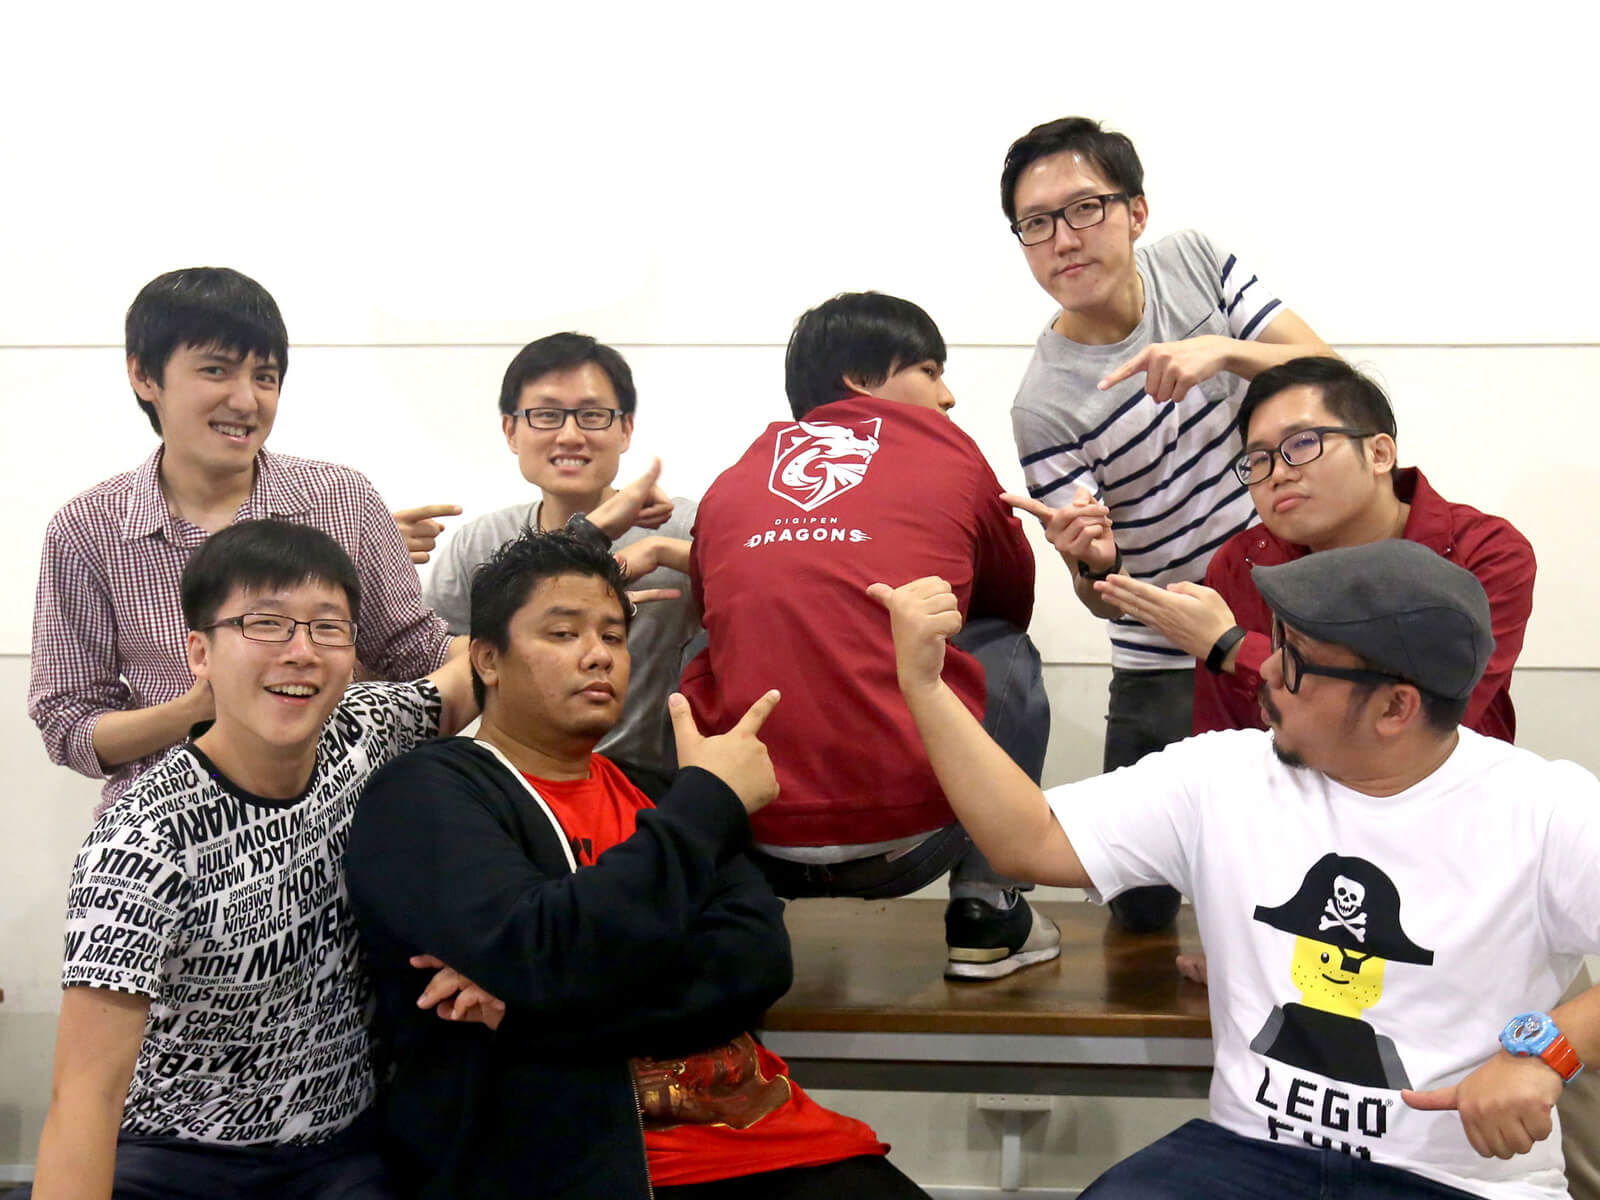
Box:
[1081,1119,1480,1199]
[749,619,1049,900]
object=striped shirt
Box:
[28,447,452,812]
[1012,229,1281,669]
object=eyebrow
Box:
[541,605,625,624]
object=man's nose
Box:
[1051,214,1084,252]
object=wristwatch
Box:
[1077,547,1123,582]
[1500,1011,1584,1084]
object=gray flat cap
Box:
[1251,540,1494,701]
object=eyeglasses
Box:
[517,407,624,431]
[1270,619,1405,695]
[1011,193,1128,246]
[204,613,358,647]
[1234,426,1375,487]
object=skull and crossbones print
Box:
[1319,874,1368,941]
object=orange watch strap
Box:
[1543,1034,1584,1082]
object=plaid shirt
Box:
[28,447,452,811]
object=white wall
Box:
[3,2,1598,1190]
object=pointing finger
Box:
[733,689,781,735]
[395,504,464,522]
[1099,347,1150,390]
[1000,492,1054,522]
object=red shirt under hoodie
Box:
[681,395,1035,847]
[1193,467,1535,741]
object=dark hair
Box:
[1239,357,1399,448]
[126,268,289,435]
[1344,668,1468,737]
[467,528,632,708]
[497,332,637,418]
[784,292,946,420]
[180,520,361,632]
[1000,117,1145,223]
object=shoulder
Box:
[336,679,442,730]
[1409,471,1535,567]
[362,736,503,806]
[660,496,699,537]
[450,500,537,556]
[264,451,385,505]
[47,466,142,534]
[1140,228,1223,275]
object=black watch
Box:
[1077,547,1123,582]
[564,511,610,549]
[1206,626,1248,674]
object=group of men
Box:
[17,114,1594,1200]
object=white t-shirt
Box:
[61,680,441,1146]
[1048,728,1600,1200]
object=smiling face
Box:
[850,359,955,414]
[1243,384,1393,550]
[501,363,634,506]
[472,572,631,749]
[186,578,355,764]
[130,343,281,477]
[1290,935,1387,1018]
[1011,150,1147,323]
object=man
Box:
[414,332,699,796]
[345,530,927,1200]
[871,540,1600,1199]
[1084,356,1534,742]
[680,291,1057,980]
[1001,116,1333,932]
[27,520,476,1199]
[28,267,460,816]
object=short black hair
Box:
[784,292,946,420]
[1239,357,1399,447]
[126,267,289,435]
[497,332,637,418]
[1000,117,1145,223]
[1344,663,1468,737]
[181,520,361,632]
[467,527,632,709]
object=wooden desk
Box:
[760,898,1214,1097]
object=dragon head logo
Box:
[767,418,882,512]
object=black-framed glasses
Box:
[204,613,358,647]
[1271,619,1406,695]
[1234,426,1375,487]
[1011,193,1128,246]
[518,407,624,431]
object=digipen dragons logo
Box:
[767,418,882,512]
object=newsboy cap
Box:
[1251,540,1494,701]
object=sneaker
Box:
[943,895,1062,981]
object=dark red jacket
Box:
[681,396,1034,846]
[1193,468,1535,741]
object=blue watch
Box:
[1500,1011,1583,1083]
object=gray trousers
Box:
[750,619,1049,900]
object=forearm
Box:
[89,693,206,772]
[1073,569,1123,620]
[33,1095,121,1200]
[903,680,1089,887]
[1216,330,1335,380]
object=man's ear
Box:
[187,630,211,682]
[841,373,878,399]
[619,413,634,455]
[502,413,520,454]
[469,639,500,694]
[1128,194,1150,240]
[1372,683,1424,739]
[128,354,162,404]
[1368,433,1399,478]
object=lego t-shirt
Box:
[1047,728,1600,1200]
[60,681,441,1146]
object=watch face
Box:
[1510,1014,1551,1043]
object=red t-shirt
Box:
[523,755,887,1186]
[681,396,1036,846]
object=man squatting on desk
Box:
[873,539,1600,1200]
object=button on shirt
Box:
[28,448,452,812]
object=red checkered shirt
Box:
[28,447,452,811]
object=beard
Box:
[1258,683,1306,769]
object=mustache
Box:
[1257,682,1282,727]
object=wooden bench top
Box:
[763,898,1210,1039]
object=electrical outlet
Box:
[974,1093,1053,1112]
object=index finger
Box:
[395,504,464,521]
[1098,347,1150,390]
[1000,492,1054,523]
[733,688,781,736]
[1400,1087,1459,1112]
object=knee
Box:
[1109,886,1181,933]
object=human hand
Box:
[1176,953,1209,987]
[1093,578,1236,660]
[591,458,673,538]
[182,677,216,727]
[1402,1051,1564,1159]
[1002,488,1117,573]
[393,504,464,564]
[616,536,691,583]
[866,576,963,699]
[1099,336,1229,404]
[668,689,781,814]
[411,954,506,1031]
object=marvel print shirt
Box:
[61,681,441,1146]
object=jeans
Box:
[657,1153,928,1199]
[11,1118,392,1200]
[1080,1118,1480,1199]
[1102,666,1193,932]
[749,619,1049,901]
